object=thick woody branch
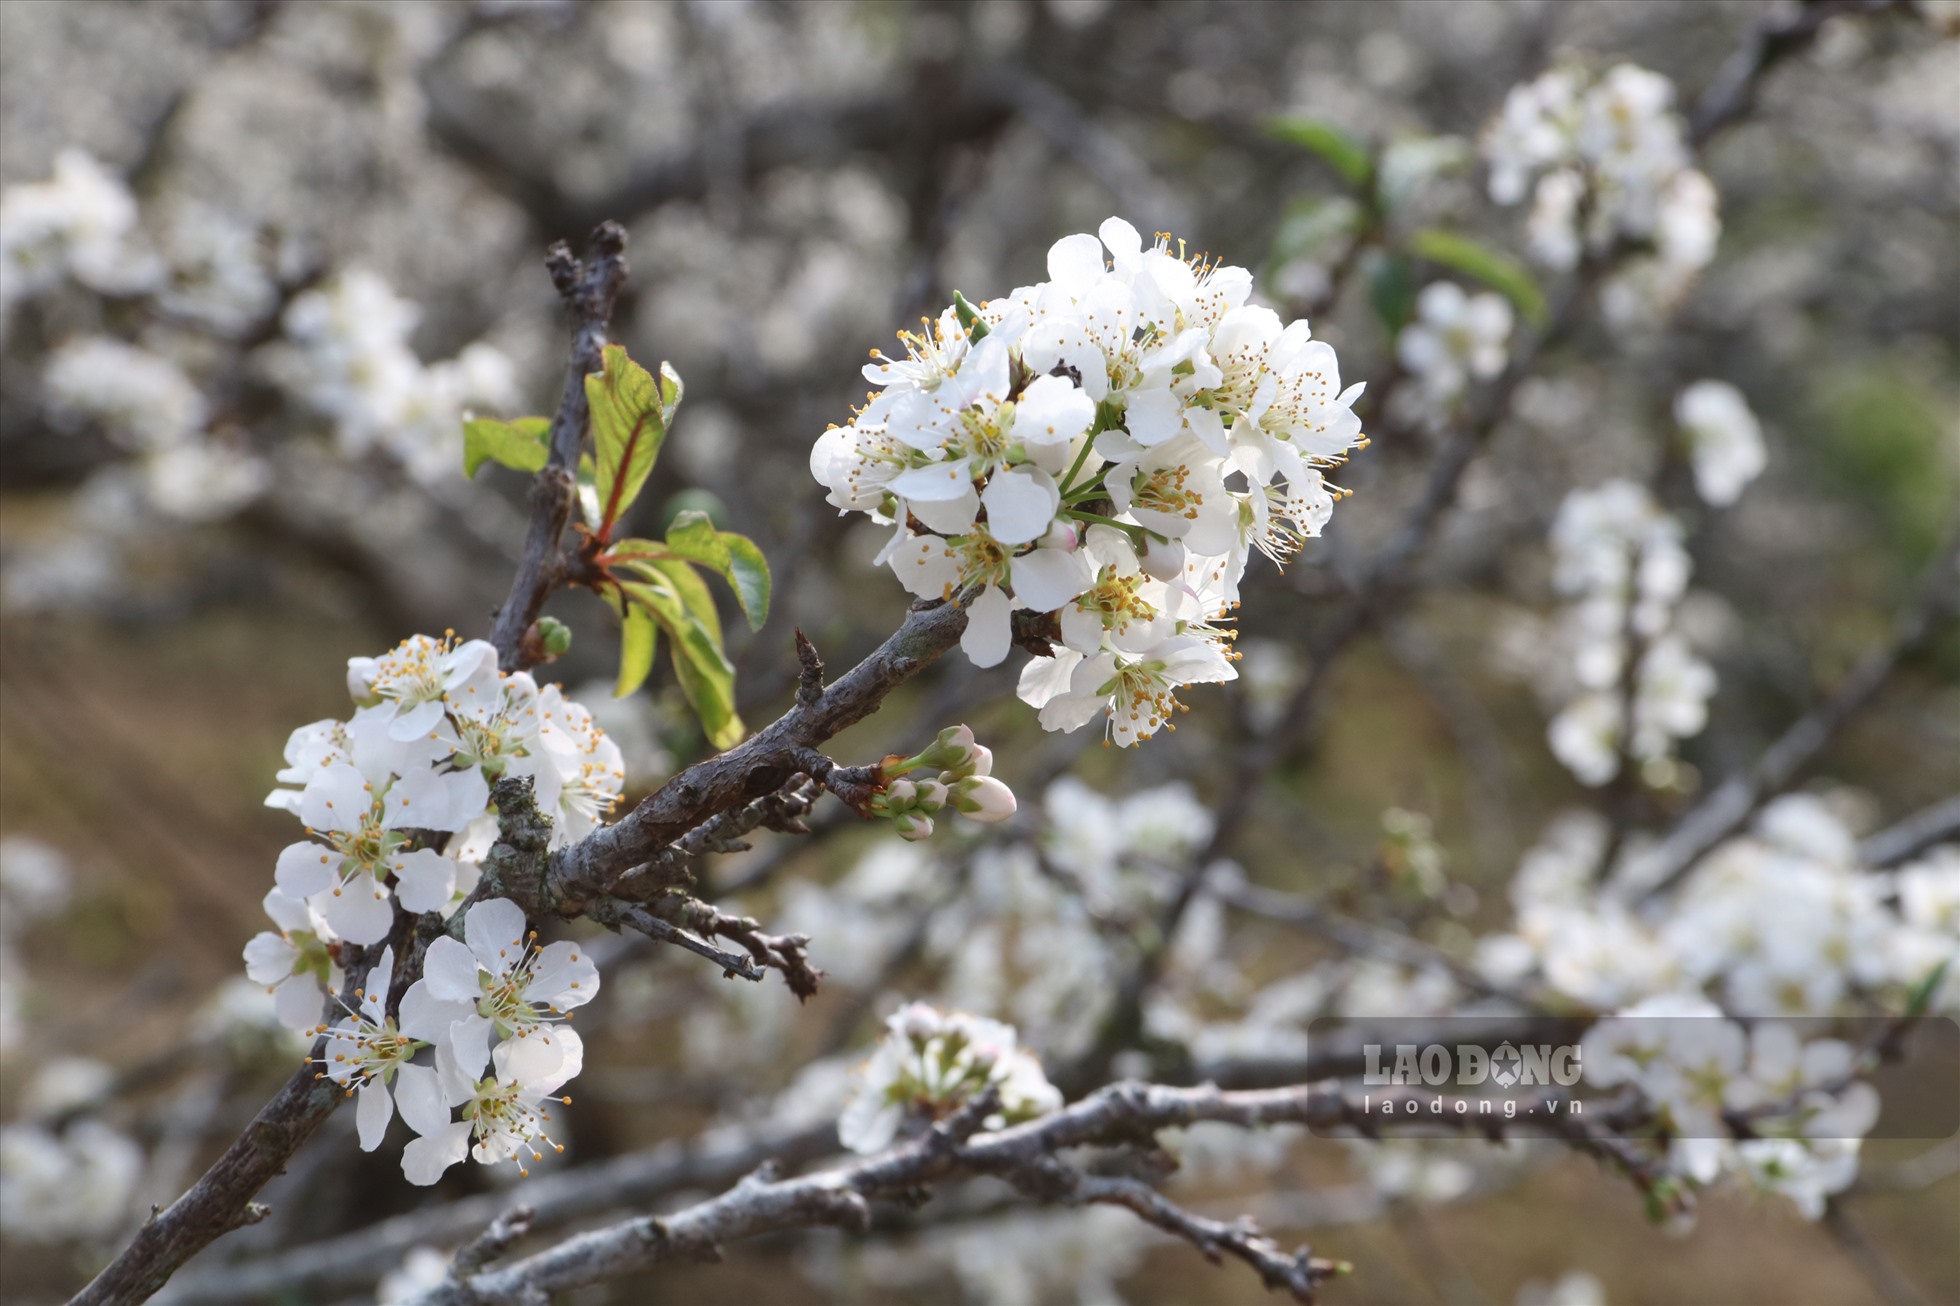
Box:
[405,1079,1665,1306]
[158,1119,842,1303]
[488,222,630,671]
[71,951,376,1306]
[539,600,968,909]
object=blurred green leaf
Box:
[586,345,682,534]
[462,416,551,478]
[1407,228,1548,327]
[1270,195,1365,265]
[1265,115,1373,189]
[1368,251,1417,334]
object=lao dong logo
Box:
[1363,1041,1583,1089]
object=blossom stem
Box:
[1056,436,1100,498]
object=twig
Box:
[449,1206,534,1282]
[1820,1197,1928,1306]
[1860,795,1960,869]
[585,896,766,982]
[1689,0,1907,149]
[487,222,630,671]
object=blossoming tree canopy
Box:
[813,217,1367,746]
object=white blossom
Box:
[1675,380,1766,506]
[839,1003,1062,1154]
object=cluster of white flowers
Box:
[1542,480,1715,788]
[0,836,72,1053]
[40,334,272,522]
[0,846,149,1245]
[1476,798,1958,1216]
[1483,65,1720,324]
[269,269,521,485]
[0,148,159,333]
[1584,996,1877,1218]
[0,1115,144,1244]
[315,899,595,1186]
[1483,797,1955,1016]
[838,1002,1062,1154]
[1395,281,1513,417]
[1674,380,1766,507]
[812,217,1367,746]
[248,633,621,983]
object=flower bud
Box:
[885,778,917,810]
[894,811,935,842]
[346,656,381,705]
[1139,535,1186,583]
[967,744,994,778]
[1039,519,1080,552]
[952,775,1017,822]
[537,616,573,656]
[914,779,949,812]
[910,723,978,774]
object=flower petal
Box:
[275,841,339,900]
[980,469,1059,546]
[961,584,1013,668]
[355,1081,395,1152]
[422,935,481,1003]
[465,898,528,975]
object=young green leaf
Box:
[1264,116,1373,189]
[614,600,658,698]
[586,345,684,534]
[616,574,744,750]
[1407,228,1549,328]
[660,510,772,630]
[462,416,552,478]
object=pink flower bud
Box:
[1039,520,1080,552]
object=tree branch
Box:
[404,1078,1671,1306]
[487,222,630,672]
[70,950,376,1306]
[1624,515,1959,899]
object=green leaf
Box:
[1407,228,1549,328]
[616,573,744,750]
[585,345,683,533]
[1269,195,1365,265]
[953,290,990,342]
[614,601,657,697]
[463,416,551,478]
[1368,251,1417,334]
[1906,958,1952,1019]
[1264,116,1373,189]
[659,511,772,630]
